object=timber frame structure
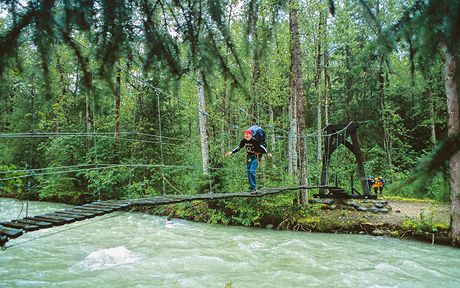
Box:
[319,122,370,197]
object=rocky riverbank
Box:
[140,197,453,246]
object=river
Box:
[1,197,459,287]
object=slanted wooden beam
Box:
[320,122,369,195]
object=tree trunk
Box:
[408,38,416,86]
[221,80,228,155]
[114,64,121,162]
[84,76,92,143]
[55,54,67,132]
[379,56,392,167]
[290,0,307,205]
[249,0,260,121]
[443,45,460,246]
[269,104,276,149]
[428,87,437,146]
[197,70,210,175]
[315,11,323,162]
[82,57,93,136]
[137,92,147,195]
[288,92,298,176]
[252,57,260,121]
[323,13,331,125]
[344,43,354,121]
[224,2,233,152]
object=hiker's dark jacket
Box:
[231,139,267,156]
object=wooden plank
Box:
[96,202,130,208]
[14,219,53,229]
[49,212,85,220]
[60,210,97,218]
[82,204,116,212]
[70,208,106,216]
[27,216,65,226]
[35,214,76,223]
[87,203,126,210]
[76,206,113,212]
[72,206,110,212]
[99,200,131,205]
[0,225,24,238]
[70,208,105,216]
[91,202,131,209]
[0,221,40,232]
[0,235,8,247]
[53,211,89,220]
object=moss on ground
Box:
[135,197,453,246]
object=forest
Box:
[0,0,459,245]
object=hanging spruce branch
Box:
[0,0,245,86]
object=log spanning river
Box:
[1,197,460,287]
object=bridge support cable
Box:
[0,185,337,249]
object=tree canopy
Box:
[1,1,459,243]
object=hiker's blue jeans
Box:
[246,155,258,190]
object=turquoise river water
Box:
[1,197,460,288]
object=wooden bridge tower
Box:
[319,122,370,196]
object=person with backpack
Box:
[367,175,375,191]
[225,126,271,193]
[372,175,386,195]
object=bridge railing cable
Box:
[0,131,187,142]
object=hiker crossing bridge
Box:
[0,122,376,249]
[1,186,350,249]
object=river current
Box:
[1,197,459,287]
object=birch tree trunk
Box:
[290,0,307,205]
[323,13,331,126]
[379,57,392,167]
[197,71,210,175]
[315,11,323,163]
[283,1,297,175]
[443,45,460,246]
[288,94,298,175]
[223,2,233,152]
[374,0,392,168]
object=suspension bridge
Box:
[0,54,376,249]
[1,185,349,249]
[0,120,378,249]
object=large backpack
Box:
[248,125,266,147]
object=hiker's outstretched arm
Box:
[225,140,244,157]
[232,139,245,153]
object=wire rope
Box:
[0,131,187,141]
[0,27,360,197]
[4,212,125,249]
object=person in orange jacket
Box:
[372,176,386,195]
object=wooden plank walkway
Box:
[0,186,327,248]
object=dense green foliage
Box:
[0,0,457,204]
